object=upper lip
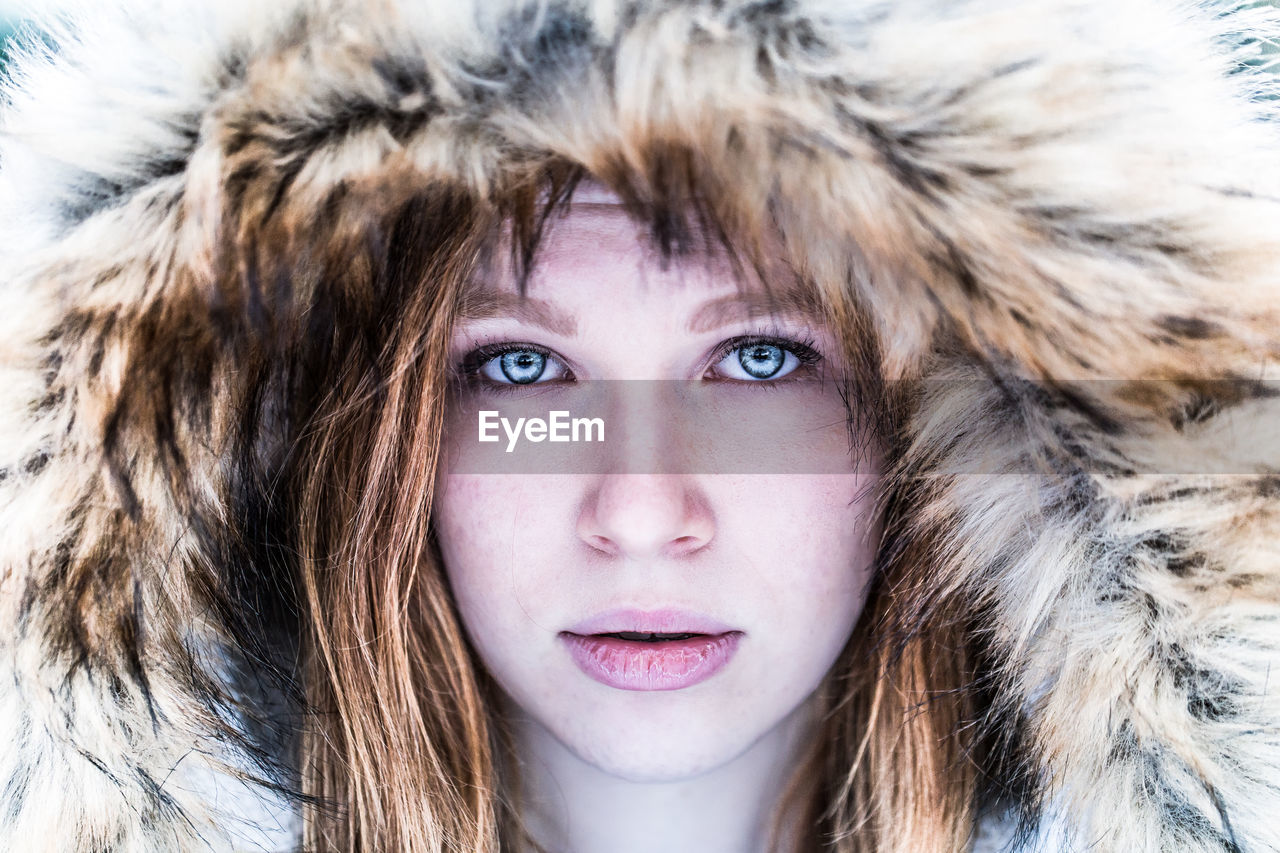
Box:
[565,608,737,636]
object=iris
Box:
[738,344,785,379]
[500,350,547,384]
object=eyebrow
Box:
[687,290,825,333]
[457,292,578,337]
[457,284,823,337]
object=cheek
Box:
[433,476,506,591]
[431,476,566,653]
[728,475,880,655]
[434,472,624,692]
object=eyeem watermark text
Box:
[479,410,605,452]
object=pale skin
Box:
[432,188,884,852]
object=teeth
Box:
[601,632,701,642]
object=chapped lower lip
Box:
[560,632,742,691]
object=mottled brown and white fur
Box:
[2,0,1279,850]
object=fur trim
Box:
[2,0,1278,849]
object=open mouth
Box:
[561,630,742,691]
[595,631,704,642]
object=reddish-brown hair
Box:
[280,163,980,852]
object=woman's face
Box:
[432,193,883,783]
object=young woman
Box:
[432,182,900,853]
[1,1,1277,852]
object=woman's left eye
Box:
[708,338,819,382]
[474,347,569,385]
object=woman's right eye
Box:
[472,346,570,385]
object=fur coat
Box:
[1,0,1278,850]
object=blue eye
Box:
[712,337,817,381]
[475,346,568,385]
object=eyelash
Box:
[453,331,824,392]
[458,341,565,377]
[707,333,822,377]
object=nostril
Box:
[584,534,619,556]
[665,534,709,557]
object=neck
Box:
[508,700,816,853]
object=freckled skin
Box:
[432,201,883,785]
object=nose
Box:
[577,475,715,559]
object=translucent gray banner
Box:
[438,379,1280,476]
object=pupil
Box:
[739,344,784,379]
[499,350,546,384]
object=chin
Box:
[570,733,744,783]
[548,704,765,783]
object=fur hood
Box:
[2,0,1279,850]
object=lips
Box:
[560,609,742,691]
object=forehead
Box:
[467,190,819,323]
